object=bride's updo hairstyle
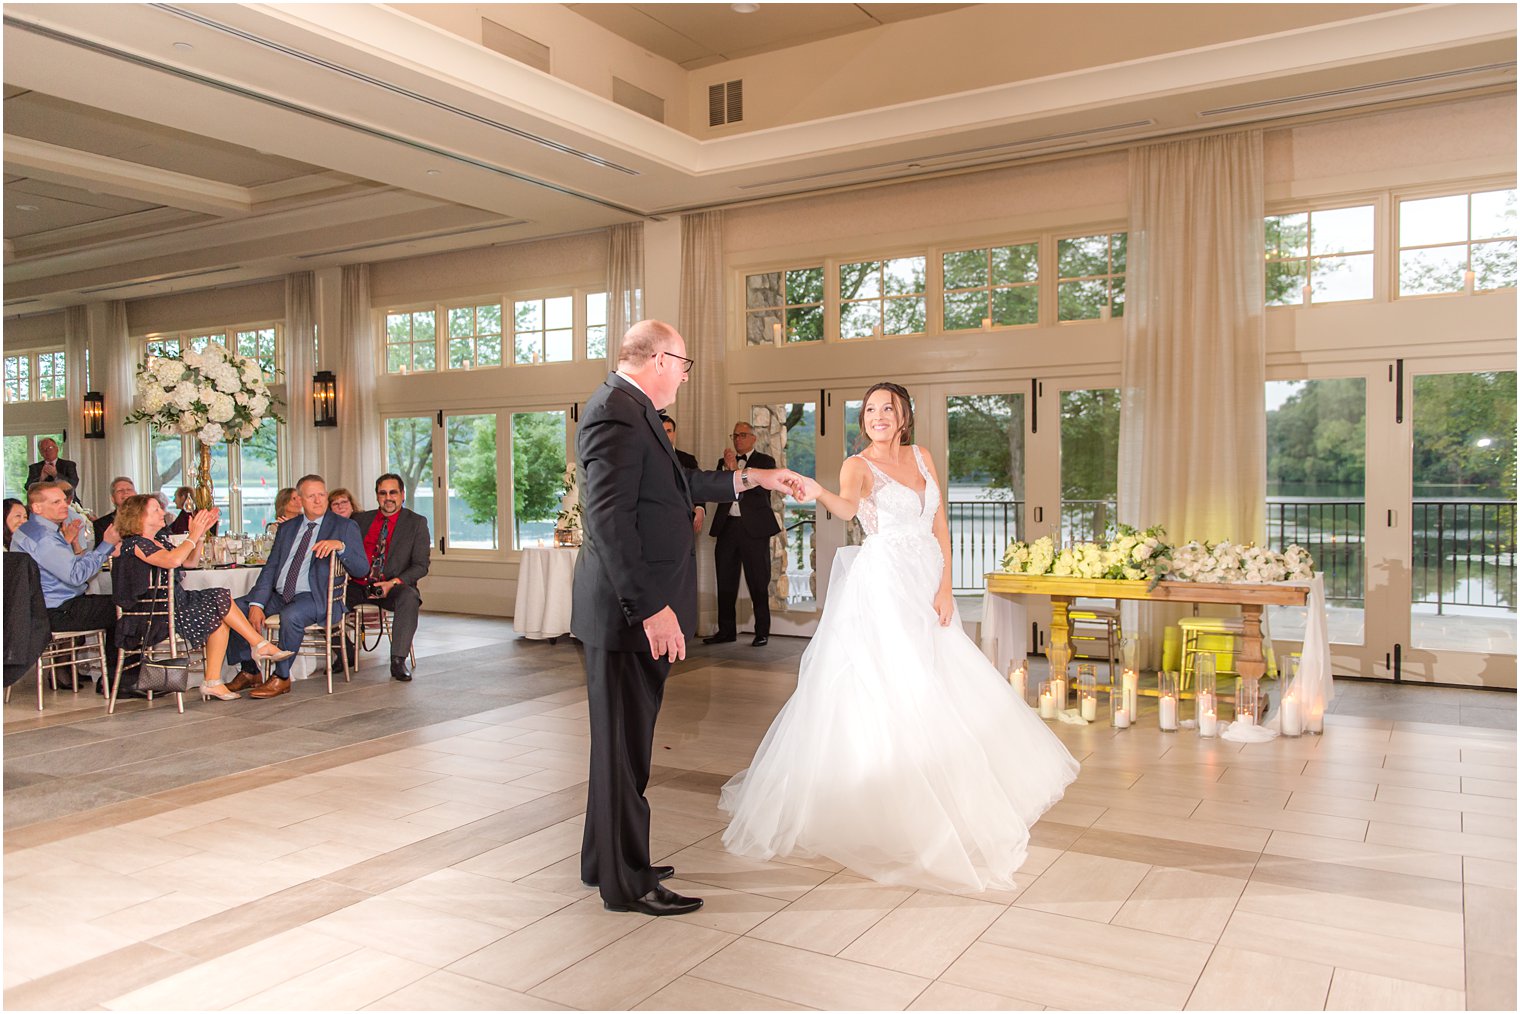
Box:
[855,382,914,451]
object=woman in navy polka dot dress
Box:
[112,495,293,701]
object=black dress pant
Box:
[48,594,134,689]
[715,531,771,637]
[344,582,421,657]
[580,645,669,906]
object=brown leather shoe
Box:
[248,676,291,699]
[226,671,264,693]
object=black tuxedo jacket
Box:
[572,373,736,651]
[27,459,80,501]
[708,450,782,539]
[352,507,432,588]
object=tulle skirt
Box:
[719,532,1079,893]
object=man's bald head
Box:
[617,320,681,367]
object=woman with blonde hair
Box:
[328,488,358,519]
[113,494,292,700]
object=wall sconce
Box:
[313,371,337,427]
[83,391,106,439]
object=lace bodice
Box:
[855,446,939,539]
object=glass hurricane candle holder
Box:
[1007,658,1029,704]
[1115,667,1139,727]
[1077,664,1099,722]
[1234,679,1259,727]
[1278,655,1303,737]
[1194,653,1218,737]
[1157,671,1180,732]
[1038,680,1057,720]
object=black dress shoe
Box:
[751,635,769,647]
[603,884,702,916]
[390,656,412,681]
[582,865,674,890]
[702,633,736,645]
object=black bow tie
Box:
[736,454,748,463]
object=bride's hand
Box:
[933,588,955,627]
[796,476,823,500]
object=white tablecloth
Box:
[89,566,264,599]
[514,547,578,640]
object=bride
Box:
[719,382,1079,893]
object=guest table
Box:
[514,546,578,642]
[88,565,263,599]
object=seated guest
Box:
[94,476,137,546]
[328,488,358,519]
[27,439,81,503]
[10,481,138,696]
[661,414,706,535]
[4,497,26,550]
[265,486,299,533]
[343,473,430,681]
[169,486,221,538]
[112,496,293,700]
[48,482,90,555]
[225,475,367,699]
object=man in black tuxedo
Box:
[573,320,802,917]
[659,414,705,535]
[344,473,431,681]
[704,421,782,647]
[27,439,81,504]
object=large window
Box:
[4,432,64,500]
[143,326,281,379]
[446,303,504,370]
[513,297,573,365]
[586,292,609,359]
[445,414,499,549]
[1057,233,1126,320]
[944,243,1038,330]
[146,428,282,534]
[384,416,435,533]
[1266,205,1375,305]
[1398,188,1517,296]
[745,267,825,345]
[1059,389,1120,544]
[840,256,926,339]
[3,348,66,403]
[511,410,568,548]
[386,309,438,374]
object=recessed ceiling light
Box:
[173,41,193,51]
[15,204,38,212]
[731,3,759,13]
[426,169,442,177]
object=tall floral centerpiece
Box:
[126,344,283,510]
[554,463,583,547]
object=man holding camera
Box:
[345,473,431,681]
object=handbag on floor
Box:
[136,653,194,694]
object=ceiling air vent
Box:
[708,80,743,126]
[481,18,550,74]
[612,77,665,123]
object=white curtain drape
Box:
[606,222,644,363]
[676,211,726,621]
[335,264,381,493]
[62,305,104,508]
[284,271,320,476]
[1118,130,1266,664]
[93,300,143,505]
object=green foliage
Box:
[510,412,567,524]
[4,435,29,499]
[1266,379,1367,491]
[450,416,498,525]
[947,395,1024,500]
[1413,372,1517,495]
[1059,389,1120,501]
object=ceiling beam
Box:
[2,135,252,216]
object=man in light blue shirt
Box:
[11,481,137,695]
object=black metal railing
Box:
[1411,499,1517,612]
[948,499,1024,593]
[1264,499,1366,606]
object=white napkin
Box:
[1221,720,1278,743]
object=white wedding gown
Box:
[719,447,1079,893]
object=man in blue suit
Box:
[224,474,367,699]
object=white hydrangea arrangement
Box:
[1001,526,1313,585]
[125,343,282,444]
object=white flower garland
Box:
[1001,527,1313,584]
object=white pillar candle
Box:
[1114,707,1130,729]
[772,321,783,345]
[1051,679,1067,708]
[1200,709,1218,737]
[1122,670,1139,717]
[1307,707,1324,734]
[1280,695,1302,736]
[1081,695,1098,722]
[1010,668,1027,702]
[1158,695,1178,731]
[1237,710,1256,727]
[1039,691,1056,719]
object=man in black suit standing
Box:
[27,439,81,504]
[345,473,431,681]
[573,320,801,917]
[704,421,782,647]
[659,414,705,535]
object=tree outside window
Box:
[1057,233,1126,321]
[386,310,437,374]
[514,297,573,365]
[4,355,31,403]
[35,351,66,401]
[745,267,824,345]
[1266,206,1374,305]
[445,303,504,370]
[586,292,609,359]
[944,244,1039,330]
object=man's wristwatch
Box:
[739,468,754,490]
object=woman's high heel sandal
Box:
[252,639,296,662]
[202,680,241,701]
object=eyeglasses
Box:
[731,433,753,439]
[661,350,695,374]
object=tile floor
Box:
[3,615,1515,1011]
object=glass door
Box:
[747,395,821,635]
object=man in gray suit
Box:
[346,473,431,681]
[27,439,81,504]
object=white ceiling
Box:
[2,2,1514,317]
